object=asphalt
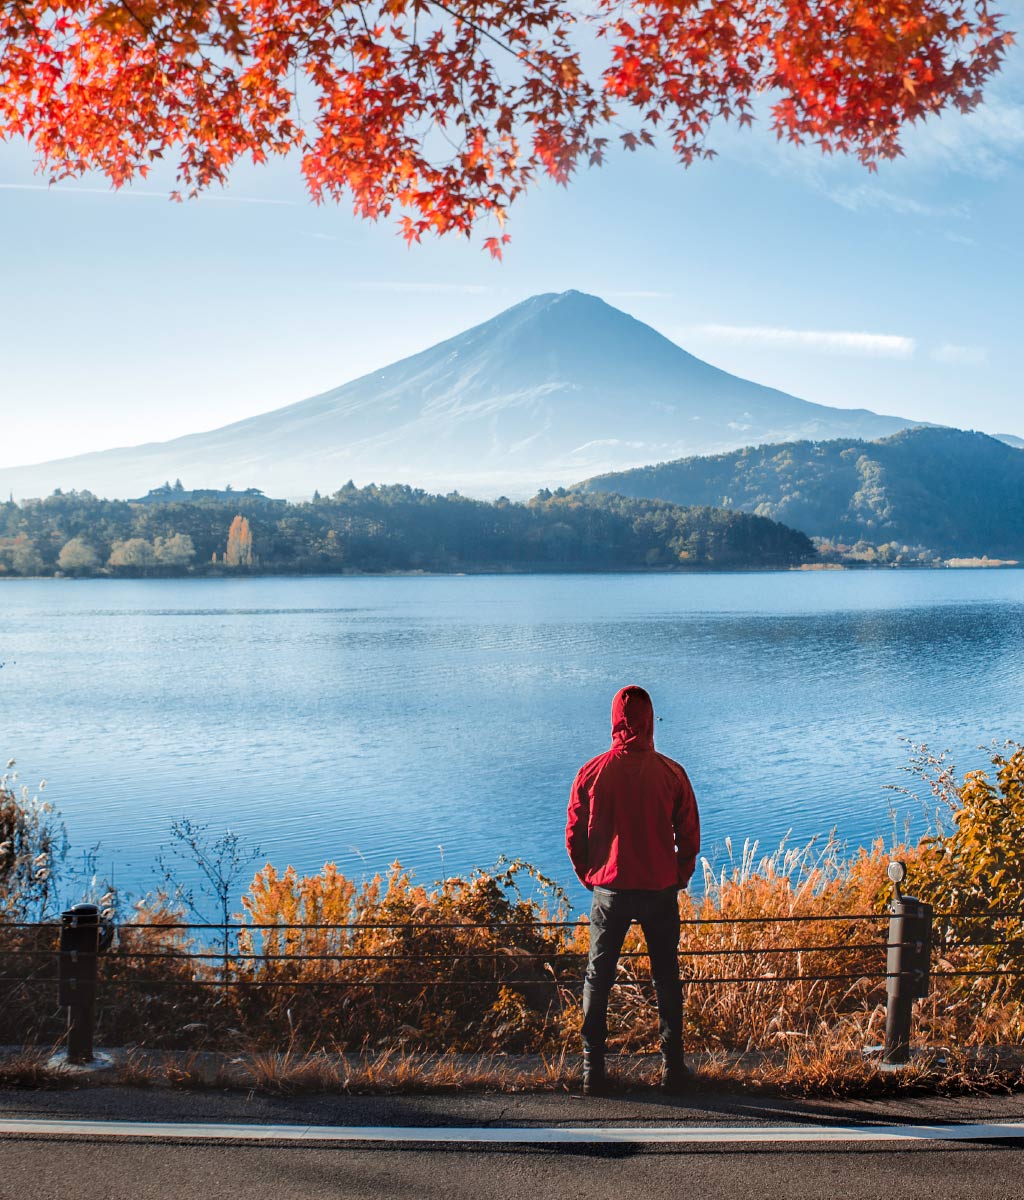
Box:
[2,1087,1023,1200]
[3,1084,1024,1128]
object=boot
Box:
[660,1048,692,1094]
[653,979,688,1094]
[582,1048,608,1096]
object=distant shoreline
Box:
[2,560,1021,582]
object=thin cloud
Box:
[605,290,674,300]
[944,231,979,247]
[932,343,988,367]
[208,194,300,208]
[708,59,1024,203]
[354,282,490,294]
[0,182,299,207]
[0,182,169,200]
[690,323,917,359]
[823,184,967,219]
[900,93,1024,180]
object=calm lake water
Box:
[2,570,1022,911]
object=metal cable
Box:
[94,942,889,963]
[5,966,1021,988]
[5,911,1024,933]
[931,968,1024,978]
[82,970,888,988]
[56,913,895,931]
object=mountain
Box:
[576,427,1024,557]
[996,433,1024,449]
[1,290,923,501]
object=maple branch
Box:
[425,0,579,102]
[249,0,346,53]
[112,0,153,36]
[0,0,1010,245]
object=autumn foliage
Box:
[224,514,255,566]
[3,748,1024,1091]
[0,0,1012,252]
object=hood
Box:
[611,685,655,753]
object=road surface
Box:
[2,1086,1022,1200]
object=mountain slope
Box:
[1,290,920,500]
[576,427,1024,557]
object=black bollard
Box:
[883,862,933,1066]
[58,903,101,1064]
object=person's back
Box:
[566,685,699,1094]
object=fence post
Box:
[883,861,933,1067]
[58,903,100,1064]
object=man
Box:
[566,685,700,1096]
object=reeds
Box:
[2,829,1022,1094]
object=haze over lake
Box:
[2,570,1022,909]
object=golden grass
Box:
[2,824,1022,1095]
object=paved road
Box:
[5,1136,1024,1200]
[3,1088,1023,1200]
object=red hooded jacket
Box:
[566,686,700,891]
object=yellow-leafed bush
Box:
[910,745,1024,1000]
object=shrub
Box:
[906,744,1024,996]
[233,859,571,1051]
[0,766,66,921]
[912,745,1024,915]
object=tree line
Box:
[0,482,815,577]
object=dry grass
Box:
[4,1042,1020,1098]
[111,1049,161,1088]
[0,1045,70,1089]
[2,801,1022,1096]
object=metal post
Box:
[884,902,915,1065]
[58,903,100,1064]
[883,862,933,1067]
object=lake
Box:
[2,570,1022,912]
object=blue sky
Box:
[1,29,1022,471]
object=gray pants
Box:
[581,885,683,1055]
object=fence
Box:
[1,861,1021,1072]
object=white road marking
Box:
[1,1120,1023,1144]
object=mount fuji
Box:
[1,290,922,500]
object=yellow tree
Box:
[224,515,254,567]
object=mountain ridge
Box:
[576,426,1024,558]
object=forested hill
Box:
[577,428,1024,558]
[0,485,815,577]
